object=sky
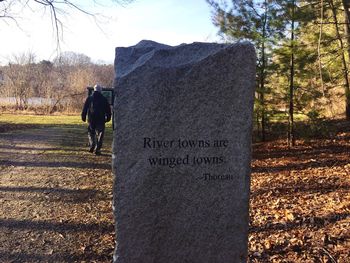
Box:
[0,0,221,65]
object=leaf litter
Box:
[249,121,350,262]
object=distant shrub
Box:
[295,111,337,140]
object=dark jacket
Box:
[81,91,111,125]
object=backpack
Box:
[89,96,96,115]
[88,93,105,122]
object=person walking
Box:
[81,84,111,155]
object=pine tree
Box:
[207,0,285,141]
[341,0,350,119]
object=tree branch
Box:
[1,0,134,53]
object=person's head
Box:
[93,84,102,92]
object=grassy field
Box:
[0,113,113,140]
[0,113,113,127]
[0,114,83,125]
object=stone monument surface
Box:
[113,40,256,263]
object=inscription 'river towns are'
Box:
[143,137,235,181]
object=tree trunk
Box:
[256,111,261,137]
[342,0,350,119]
[288,0,296,147]
[259,0,268,141]
[318,0,325,96]
[329,0,350,120]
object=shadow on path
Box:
[0,218,113,233]
[0,251,111,262]
[0,145,83,152]
[0,186,108,203]
[252,158,349,173]
[251,177,350,198]
[253,144,350,160]
[0,160,111,170]
[250,212,350,234]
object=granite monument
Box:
[112,40,256,263]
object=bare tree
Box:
[0,0,134,48]
[54,51,92,67]
[92,64,114,87]
[4,52,37,109]
[0,50,115,113]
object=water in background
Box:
[0,97,55,106]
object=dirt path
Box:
[0,124,114,263]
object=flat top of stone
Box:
[115,40,254,79]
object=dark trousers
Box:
[88,122,105,153]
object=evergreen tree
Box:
[341,0,350,119]
[207,0,285,141]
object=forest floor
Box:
[250,119,350,262]
[0,114,349,262]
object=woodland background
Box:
[206,0,350,145]
[1,0,350,144]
